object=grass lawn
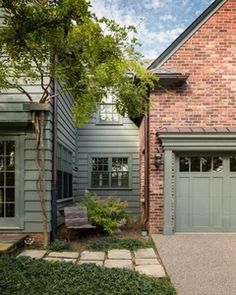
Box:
[0,256,176,295]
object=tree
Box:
[0,0,156,246]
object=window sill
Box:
[88,187,133,191]
[95,122,123,126]
[56,198,73,204]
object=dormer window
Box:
[97,93,122,124]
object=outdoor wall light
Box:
[155,153,162,168]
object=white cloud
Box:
[143,0,161,10]
[159,14,176,22]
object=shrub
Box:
[0,256,176,295]
[48,239,71,251]
[88,236,155,251]
[80,191,131,235]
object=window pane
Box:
[63,172,68,198]
[230,156,236,172]
[6,188,14,202]
[6,173,14,186]
[6,157,15,171]
[111,172,129,187]
[0,203,4,217]
[112,158,128,171]
[180,157,190,172]
[201,157,212,172]
[69,174,73,197]
[6,141,15,156]
[213,157,223,172]
[57,170,63,200]
[0,188,4,203]
[91,172,109,187]
[92,158,108,171]
[0,157,4,171]
[0,142,4,155]
[6,203,15,217]
[191,157,200,172]
[0,173,4,186]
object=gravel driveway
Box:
[152,234,236,295]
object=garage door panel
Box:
[192,177,210,227]
[212,177,223,228]
[176,177,190,230]
[229,177,236,227]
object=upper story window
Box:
[97,94,122,124]
[91,156,130,189]
[57,144,73,200]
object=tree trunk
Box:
[32,110,48,247]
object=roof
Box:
[150,67,189,80]
[148,0,228,71]
[158,127,236,134]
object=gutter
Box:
[51,79,58,241]
[143,91,150,232]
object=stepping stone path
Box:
[18,250,47,259]
[17,247,166,278]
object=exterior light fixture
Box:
[155,153,162,168]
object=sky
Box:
[90,0,215,60]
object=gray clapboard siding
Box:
[0,9,53,233]
[77,112,140,213]
[56,83,79,210]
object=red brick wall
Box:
[147,0,236,233]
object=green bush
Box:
[88,236,155,251]
[48,239,71,252]
[80,192,131,235]
[0,256,176,295]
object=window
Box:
[179,155,223,172]
[0,141,15,218]
[97,94,121,124]
[57,144,73,200]
[91,156,130,188]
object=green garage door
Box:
[176,154,236,232]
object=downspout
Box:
[51,79,58,241]
[143,92,150,232]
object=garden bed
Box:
[0,256,176,295]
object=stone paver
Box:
[135,265,166,278]
[78,260,103,267]
[104,259,133,269]
[44,257,76,263]
[134,248,157,259]
[80,251,105,261]
[48,251,79,259]
[18,250,47,259]
[107,249,132,260]
[135,258,160,265]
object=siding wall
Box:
[0,11,52,234]
[0,78,53,234]
[56,83,79,212]
[77,113,140,214]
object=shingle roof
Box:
[158,127,236,133]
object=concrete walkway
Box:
[152,234,236,295]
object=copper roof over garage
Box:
[158,127,236,134]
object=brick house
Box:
[141,0,236,234]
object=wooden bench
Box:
[64,207,96,240]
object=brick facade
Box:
[145,0,236,233]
